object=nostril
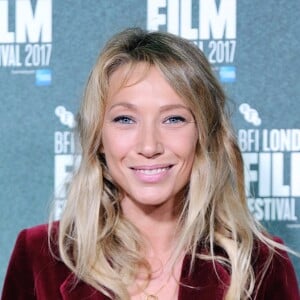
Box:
[137,142,164,158]
[137,135,164,157]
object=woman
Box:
[2,28,299,300]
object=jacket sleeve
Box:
[257,238,300,300]
[1,229,37,300]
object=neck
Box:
[121,197,181,259]
[124,199,185,300]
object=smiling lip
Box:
[130,164,173,183]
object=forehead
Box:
[107,62,152,95]
[107,62,186,105]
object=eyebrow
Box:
[108,102,191,112]
[159,104,191,113]
[109,102,138,111]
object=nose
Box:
[136,121,164,158]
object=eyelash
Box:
[112,115,188,125]
[163,116,187,124]
[112,115,135,124]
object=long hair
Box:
[54,28,286,299]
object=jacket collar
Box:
[60,273,108,300]
[178,253,230,299]
[59,255,230,300]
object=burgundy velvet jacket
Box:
[1,223,299,300]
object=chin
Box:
[134,193,176,207]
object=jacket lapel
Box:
[178,254,230,300]
[59,254,230,300]
[60,273,108,300]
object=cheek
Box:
[169,129,198,156]
[179,131,198,169]
[101,129,133,165]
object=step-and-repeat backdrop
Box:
[1,0,299,288]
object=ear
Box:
[98,139,105,153]
[98,145,104,153]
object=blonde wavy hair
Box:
[54,28,287,299]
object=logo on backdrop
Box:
[238,103,300,226]
[54,106,79,219]
[0,0,52,84]
[147,0,237,82]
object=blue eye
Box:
[113,116,135,124]
[164,116,187,124]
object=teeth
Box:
[136,167,168,175]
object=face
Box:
[101,63,198,215]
